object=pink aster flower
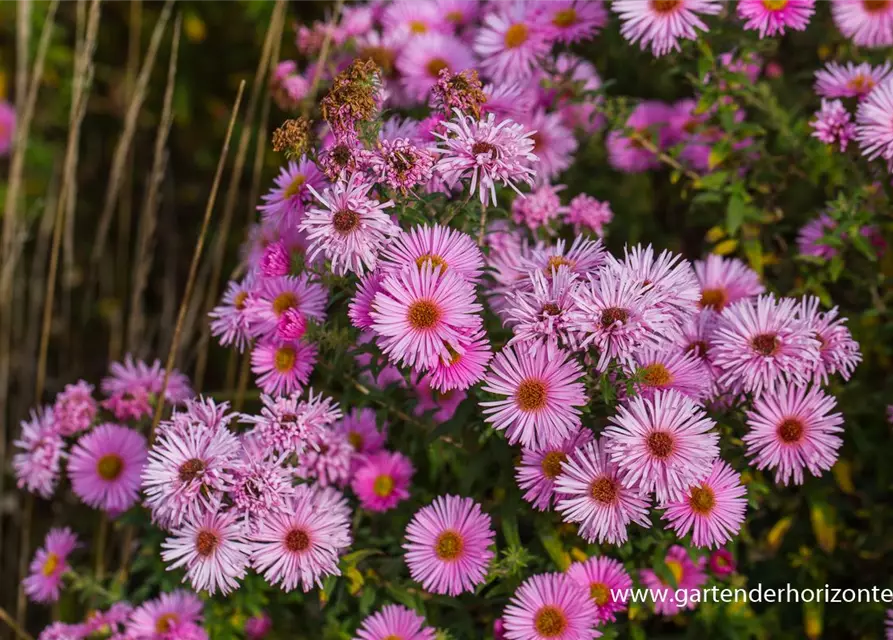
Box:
[512,183,567,231]
[167,396,236,433]
[606,101,673,173]
[737,0,814,38]
[434,109,538,207]
[161,505,250,596]
[142,419,240,529]
[675,310,721,386]
[68,424,148,513]
[505,266,580,351]
[797,296,861,384]
[249,486,351,592]
[382,0,450,38]
[352,450,414,512]
[23,528,79,604]
[796,214,839,260]
[354,605,435,640]
[711,295,820,397]
[251,339,318,397]
[481,342,587,451]
[367,137,436,193]
[127,590,203,639]
[243,389,340,456]
[603,390,720,504]
[403,495,495,596]
[0,100,16,156]
[523,110,577,184]
[570,270,676,371]
[371,262,483,370]
[336,407,386,457]
[481,81,538,120]
[380,225,485,284]
[258,158,327,227]
[744,382,843,485]
[102,354,193,405]
[210,278,254,352]
[502,572,599,640]
[350,271,386,330]
[538,0,608,43]
[639,546,707,616]
[613,0,722,57]
[244,613,272,640]
[13,408,64,499]
[53,381,97,436]
[832,0,893,48]
[856,78,893,162]
[426,328,492,392]
[318,136,366,182]
[625,347,711,402]
[516,428,593,511]
[308,483,353,523]
[566,556,633,625]
[296,427,353,487]
[276,307,307,342]
[474,3,550,82]
[566,194,613,237]
[245,275,327,340]
[412,375,468,423]
[811,99,856,151]
[83,602,134,638]
[302,174,399,275]
[708,548,736,576]
[260,241,290,278]
[814,61,893,99]
[229,441,295,531]
[524,236,607,281]
[555,438,653,544]
[396,34,475,102]
[662,459,747,548]
[694,254,764,312]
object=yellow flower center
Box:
[504,23,528,48]
[533,606,567,637]
[688,484,716,515]
[97,454,124,481]
[590,582,610,606]
[284,174,306,198]
[540,451,567,480]
[435,530,464,560]
[373,474,395,497]
[553,8,578,27]
[272,291,299,316]
[41,553,60,577]
[640,363,673,388]
[274,346,296,373]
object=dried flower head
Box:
[432,69,487,119]
[272,117,312,159]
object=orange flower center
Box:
[651,0,682,13]
[504,23,528,48]
[274,346,296,372]
[272,291,299,316]
[284,174,306,198]
[373,474,395,497]
[553,8,578,27]
[533,605,567,637]
[427,57,450,78]
[647,431,675,459]
[407,299,441,330]
[699,287,728,311]
[435,530,464,560]
[590,581,610,606]
[600,307,629,328]
[155,613,179,633]
[415,253,447,271]
[196,530,218,557]
[178,458,205,483]
[640,363,673,388]
[688,484,716,514]
[540,451,567,479]
[516,378,548,412]
[590,476,618,504]
[97,454,124,481]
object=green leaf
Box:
[726,194,748,235]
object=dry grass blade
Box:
[0,604,34,640]
[89,0,174,267]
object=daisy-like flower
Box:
[68,424,147,513]
[13,408,65,499]
[814,61,893,99]
[245,275,327,340]
[412,375,468,423]
[126,590,203,639]
[258,157,327,227]
[244,613,271,640]
[53,381,97,436]
[336,407,385,457]
[367,137,436,193]
[352,450,414,512]
[382,0,450,37]
[737,0,814,38]
[302,174,399,276]
[797,296,861,384]
[613,0,722,57]
[796,213,839,260]
[502,572,599,640]
[744,382,843,485]
[229,441,295,531]
[811,99,856,151]
[711,295,820,397]
[167,396,236,433]
[694,254,764,312]
[856,78,893,162]
[523,110,577,184]
[603,390,719,504]
[482,81,538,120]
[142,419,240,529]
[403,495,495,596]
[355,605,436,640]
[474,3,550,82]
[297,427,353,487]
[380,225,485,285]
[538,0,608,43]
[639,546,706,616]
[251,339,318,397]
[249,486,351,593]
[708,548,736,576]
[161,505,250,596]
[566,556,633,625]
[350,271,386,331]
[434,109,537,207]
[396,34,475,102]
[318,136,366,182]
[270,60,309,111]
[570,270,675,371]
[209,279,255,351]
[481,342,587,451]
[554,439,652,544]
[512,183,567,231]
[0,100,16,156]
[427,328,492,392]
[83,602,134,638]
[675,310,721,385]
[625,347,711,402]
[246,388,341,456]
[606,101,673,173]
[516,428,593,511]
[524,236,607,281]
[831,0,893,48]
[505,266,580,351]
[23,528,79,603]
[371,262,483,370]
[566,194,613,237]
[662,459,747,548]
[102,354,193,405]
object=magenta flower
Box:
[412,375,467,423]
[811,99,856,151]
[694,254,764,312]
[797,296,861,384]
[336,407,386,457]
[260,241,290,278]
[210,278,254,352]
[566,556,633,625]
[245,268,327,332]
[427,328,492,393]
[352,450,414,512]
[744,382,843,485]
[250,339,318,397]
[708,548,736,576]
[229,440,295,531]
[0,100,16,156]
[349,271,386,330]
[522,110,577,184]
[555,438,653,544]
[474,3,550,82]
[502,572,599,640]
[524,236,607,281]
[371,262,483,370]
[380,225,485,284]
[797,214,839,260]
[832,0,893,48]
[258,157,327,227]
[161,505,250,596]
[68,424,148,513]
[737,0,814,37]
[242,390,341,457]
[856,78,893,162]
[516,428,593,511]
[382,0,450,37]
[297,427,353,487]
[662,459,747,548]
[396,33,475,102]
[102,354,193,405]
[639,546,707,616]
[482,81,537,121]
[566,194,613,237]
[13,408,64,499]
[604,390,719,504]
[276,307,307,342]
[625,347,711,402]
[538,0,608,43]
[481,342,587,451]
[354,605,435,640]
[505,266,580,351]
[814,61,892,99]
[675,310,721,385]
[403,495,495,596]
[53,381,97,436]
[244,613,272,640]
[23,528,79,604]
[126,590,203,638]
[249,486,351,592]
[606,101,672,173]
[512,183,567,231]
[302,174,399,275]
[613,0,721,57]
